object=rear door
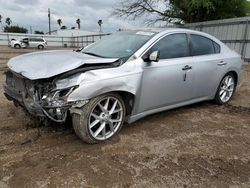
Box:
[137,33,195,113]
[29,38,37,48]
[189,34,225,98]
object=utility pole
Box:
[48,8,51,35]
[30,26,32,34]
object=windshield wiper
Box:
[82,52,105,58]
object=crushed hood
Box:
[8,50,118,80]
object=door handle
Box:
[218,61,227,66]
[182,65,192,71]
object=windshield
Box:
[81,31,155,59]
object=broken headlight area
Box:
[40,86,79,122]
[4,70,89,123]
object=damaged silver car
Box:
[4,29,244,143]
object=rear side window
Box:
[150,33,189,59]
[37,38,44,42]
[190,34,215,56]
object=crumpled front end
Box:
[3,70,85,123]
[4,57,141,123]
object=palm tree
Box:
[76,18,80,29]
[98,19,103,33]
[57,19,62,28]
[5,17,11,26]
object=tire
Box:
[215,73,236,105]
[72,93,126,144]
[38,45,44,50]
[14,44,21,49]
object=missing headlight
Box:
[40,86,79,123]
[42,85,79,108]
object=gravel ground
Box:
[0,46,250,188]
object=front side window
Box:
[149,33,189,59]
[190,34,215,56]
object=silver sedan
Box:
[4,28,244,143]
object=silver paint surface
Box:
[8,50,118,80]
[6,28,244,123]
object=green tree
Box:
[4,25,28,33]
[61,25,67,29]
[34,30,44,34]
[113,0,249,24]
[57,19,62,28]
[245,1,250,15]
[5,17,12,25]
[76,18,80,29]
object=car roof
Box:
[129,27,206,34]
[129,27,223,43]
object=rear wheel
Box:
[38,45,44,50]
[14,44,21,49]
[215,73,236,104]
[72,93,126,144]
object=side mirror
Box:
[149,51,160,62]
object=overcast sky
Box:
[0,0,145,33]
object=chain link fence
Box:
[0,32,110,48]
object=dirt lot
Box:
[0,46,250,188]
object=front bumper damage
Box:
[3,70,88,123]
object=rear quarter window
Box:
[190,34,215,56]
[213,42,221,53]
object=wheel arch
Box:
[212,70,239,99]
[214,70,238,104]
[14,43,21,47]
[227,71,238,86]
[114,91,135,116]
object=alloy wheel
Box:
[88,96,124,141]
[219,75,235,103]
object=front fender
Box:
[67,72,141,101]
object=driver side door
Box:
[136,33,195,113]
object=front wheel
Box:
[14,44,21,49]
[72,93,126,144]
[215,73,236,104]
